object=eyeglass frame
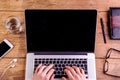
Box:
[103,48,120,78]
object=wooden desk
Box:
[0,0,120,80]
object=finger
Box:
[43,64,54,74]
[50,74,55,80]
[37,66,46,75]
[79,67,86,78]
[65,66,76,76]
[46,69,54,79]
[64,69,74,80]
[80,67,85,75]
[35,64,42,73]
[62,77,68,80]
[72,66,81,74]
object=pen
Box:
[100,18,107,44]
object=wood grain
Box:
[0,58,25,80]
[96,59,120,80]
[0,0,120,80]
[0,0,119,11]
[0,11,120,58]
[0,59,120,80]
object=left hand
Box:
[32,64,55,80]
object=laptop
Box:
[25,9,97,80]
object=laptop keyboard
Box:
[34,58,88,78]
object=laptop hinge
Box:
[34,52,88,55]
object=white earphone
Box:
[0,58,17,80]
[9,58,17,65]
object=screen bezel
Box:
[25,9,97,54]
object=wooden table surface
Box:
[0,0,120,80]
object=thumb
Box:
[62,77,67,80]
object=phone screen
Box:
[0,41,11,57]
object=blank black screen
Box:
[0,41,10,57]
[25,10,97,53]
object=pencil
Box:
[100,18,107,44]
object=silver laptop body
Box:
[25,9,97,80]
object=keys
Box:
[34,58,88,78]
[55,75,68,78]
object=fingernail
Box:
[66,66,71,68]
[72,66,76,68]
[64,69,67,72]
[80,67,83,69]
[39,64,42,66]
[52,69,55,71]
[65,66,69,68]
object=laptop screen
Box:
[25,10,97,53]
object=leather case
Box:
[109,7,120,39]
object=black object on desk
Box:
[100,18,107,44]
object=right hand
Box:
[62,66,86,80]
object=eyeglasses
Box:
[103,48,120,78]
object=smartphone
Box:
[0,39,13,59]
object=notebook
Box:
[25,9,97,80]
[109,7,120,39]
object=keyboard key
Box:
[34,58,88,78]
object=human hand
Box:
[62,66,86,80]
[32,64,55,80]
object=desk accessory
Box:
[0,64,15,80]
[100,18,107,43]
[5,16,22,34]
[6,58,17,67]
[103,48,120,77]
[109,7,120,39]
[0,58,17,80]
[0,39,14,59]
[25,9,97,80]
